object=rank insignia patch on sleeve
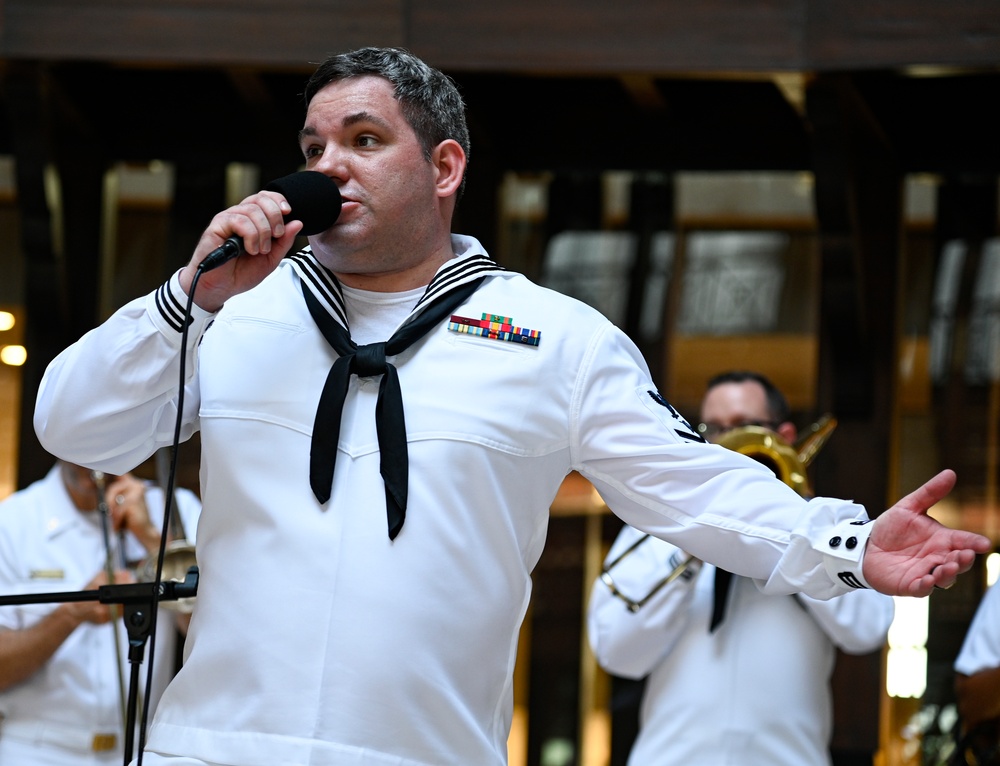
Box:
[642,389,706,443]
[448,313,541,346]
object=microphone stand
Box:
[0,567,199,766]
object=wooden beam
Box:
[3,63,72,487]
[0,0,405,66]
[807,72,904,763]
[3,1,999,72]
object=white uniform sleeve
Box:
[587,525,703,678]
[34,274,215,474]
[570,321,874,600]
[797,588,895,654]
[955,579,1000,676]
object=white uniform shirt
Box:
[0,465,200,764]
[955,579,1000,676]
[35,235,878,766]
[588,525,894,765]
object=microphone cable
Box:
[134,260,209,766]
[131,171,339,764]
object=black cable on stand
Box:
[134,170,340,764]
[132,265,203,766]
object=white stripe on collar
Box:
[286,246,508,330]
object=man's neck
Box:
[333,255,452,292]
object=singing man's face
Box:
[298,75,452,287]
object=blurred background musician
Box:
[0,459,200,766]
[588,370,895,765]
[953,575,1000,765]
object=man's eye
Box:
[303,145,323,158]
[357,135,378,148]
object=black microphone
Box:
[198,171,342,272]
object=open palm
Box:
[863,469,991,597]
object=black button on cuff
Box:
[845,536,858,550]
[829,536,842,548]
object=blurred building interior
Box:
[2,2,1000,765]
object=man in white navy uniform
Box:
[0,461,200,766]
[32,47,989,766]
[588,371,895,765]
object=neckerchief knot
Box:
[301,270,488,539]
[354,342,387,377]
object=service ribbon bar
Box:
[448,313,541,347]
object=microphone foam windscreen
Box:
[265,171,342,235]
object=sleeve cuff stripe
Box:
[154,278,191,333]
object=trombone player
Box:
[0,460,200,766]
[588,371,895,766]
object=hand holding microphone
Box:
[199,171,342,272]
[182,171,342,310]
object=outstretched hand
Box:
[863,469,991,597]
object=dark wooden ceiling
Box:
[2,0,999,72]
[2,2,999,177]
[1,63,999,177]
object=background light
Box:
[887,596,929,698]
[0,345,27,366]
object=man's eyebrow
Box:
[298,111,392,144]
[344,111,391,131]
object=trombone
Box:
[91,470,130,739]
[136,448,198,614]
[600,415,838,612]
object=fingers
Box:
[105,474,149,532]
[106,476,166,551]
[928,559,961,590]
[907,561,960,597]
[906,550,978,597]
[950,529,993,555]
[68,599,117,625]
[181,192,303,312]
[905,573,939,598]
[202,191,291,260]
[77,570,132,624]
[895,468,957,514]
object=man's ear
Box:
[432,139,466,198]
[776,421,798,444]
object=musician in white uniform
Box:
[588,371,895,765]
[0,462,200,765]
[954,577,1000,750]
[32,47,987,766]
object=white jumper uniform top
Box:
[588,526,895,765]
[35,235,877,766]
[0,465,201,766]
[955,578,1000,677]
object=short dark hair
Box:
[304,47,470,182]
[705,370,790,424]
